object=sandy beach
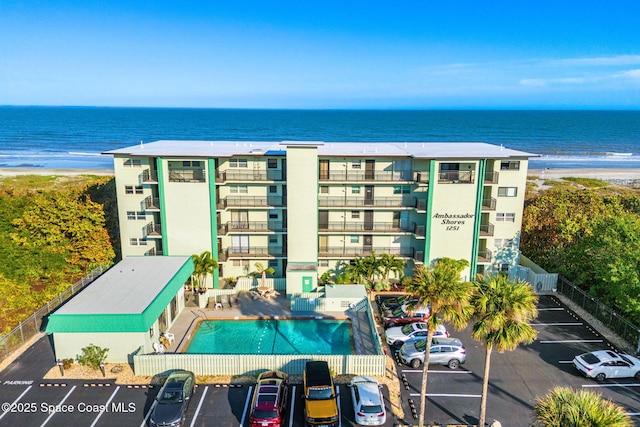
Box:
[0,167,114,177]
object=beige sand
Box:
[0,167,114,177]
[529,167,640,181]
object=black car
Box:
[149,370,196,427]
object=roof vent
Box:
[251,148,264,153]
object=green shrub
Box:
[61,358,74,370]
[77,344,109,370]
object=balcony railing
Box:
[415,198,427,211]
[477,248,492,263]
[318,221,419,234]
[414,171,430,184]
[144,222,162,238]
[318,196,416,208]
[144,195,160,210]
[168,169,206,183]
[218,246,286,261]
[438,170,475,184]
[317,246,420,261]
[216,170,285,182]
[218,221,287,235]
[217,196,287,208]
[484,171,499,184]
[144,247,164,256]
[141,169,158,183]
[319,170,414,182]
[479,223,495,236]
[482,197,496,211]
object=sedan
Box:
[382,304,430,328]
[573,350,640,381]
[384,323,448,349]
[149,370,196,427]
[348,376,386,426]
[378,295,417,312]
[249,371,289,427]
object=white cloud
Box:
[612,69,640,79]
[553,55,640,66]
[519,77,592,87]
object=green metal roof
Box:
[46,256,193,333]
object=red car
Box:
[249,371,289,427]
[382,303,430,328]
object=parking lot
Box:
[1,293,639,426]
[382,293,640,426]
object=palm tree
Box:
[471,273,538,427]
[406,258,474,427]
[534,386,631,427]
[346,252,381,288]
[379,253,405,285]
[191,250,219,293]
[252,262,275,278]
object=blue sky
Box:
[1,1,639,109]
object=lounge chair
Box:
[162,332,175,345]
[153,342,165,354]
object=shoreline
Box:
[0,167,114,177]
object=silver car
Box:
[384,322,448,349]
[573,350,640,381]
[399,337,466,369]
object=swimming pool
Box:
[185,319,355,355]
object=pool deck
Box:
[162,290,381,355]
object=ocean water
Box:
[1,107,639,169]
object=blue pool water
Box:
[185,319,354,355]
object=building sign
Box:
[432,213,475,231]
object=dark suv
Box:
[303,361,339,427]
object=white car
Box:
[348,376,386,426]
[384,323,448,349]
[573,350,640,381]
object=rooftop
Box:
[105,140,537,159]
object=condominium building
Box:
[106,141,535,293]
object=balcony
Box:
[218,246,286,261]
[168,169,206,183]
[482,197,497,211]
[141,169,158,183]
[479,223,495,236]
[484,171,499,184]
[318,221,419,234]
[317,246,420,261]
[477,249,492,263]
[217,196,286,209]
[144,222,162,238]
[218,221,287,235]
[216,170,285,182]
[414,171,430,184]
[318,196,415,209]
[438,170,475,184]
[319,170,414,182]
[144,195,160,210]
[144,247,164,256]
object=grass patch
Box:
[560,177,609,188]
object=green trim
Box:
[47,258,194,333]
[470,160,486,277]
[208,158,219,288]
[423,160,436,266]
[156,157,169,256]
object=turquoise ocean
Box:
[1,107,639,170]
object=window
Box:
[267,159,278,169]
[498,187,518,197]
[499,264,510,272]
[496,213,516,222]
[127,211,146,220]
[440,163,460,171]
[268,259,278,268]
[351,186,360,194]
[494,239,513,248]
[233,259,250,267]
[319,186,329,194]
[230,185,248,194]
[129,238,147,246]
[269,210,278,219]
[125,185,144,194]
[352,160,361,169]
[393,185,410,194]
[269,235,278,243]
[229,158,248,168]
[350,235,360,243]
[500,161,520,170]
[319,260,329,267]
[149,327,154,338]
[351,211,360,219]
[123,158,142,167]
[269,185,277,193]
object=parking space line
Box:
[537,308,565,311]
[539,339,603,343]
[189,385,208,427]
[239,385,253,427]
[401,369,473,374]
[41,385,76,427]
[89,385,120,427]
[337,387,341,427]
[140,398,158,427]
[0,385,32,421]
[288,385,295,427]
[582,383,640,388]
[410,393,481,398]
[626,412,640,416]
[558,361,574,364]
[530,322,583,326]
